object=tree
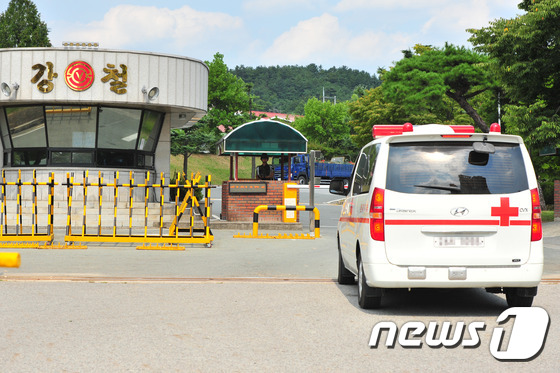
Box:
[468,0,560,107]
[232,64,381,114]
[468,0,560,150]
[293,97,357,159]
[294,97,349,143]
[0,0,51,48]
[198,52,252,135]
[382,44,496,132]
[348,86,407,148]
[469,0,560,205]
[171,53,253,172]
[170,127,218,176]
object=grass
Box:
[171,154,254,185]
[542,210,555,223]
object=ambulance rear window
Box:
[386,141,529,194]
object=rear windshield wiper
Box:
[414,184,462,194]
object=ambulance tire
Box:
[337,237,355,285]
[358,256,382,309]
[505,288,534,307]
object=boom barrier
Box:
[64,171,214,249]
[0,170,214,249]
[0,169,56,248]
[233,205,320,239]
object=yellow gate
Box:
[64,171,214,249]
[0,169,213,250]
[0,170,56,248]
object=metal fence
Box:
[0,170,213,249]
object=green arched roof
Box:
[217,120,308,156]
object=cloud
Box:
[333,0,520,51]
[334,0,448,11]
[243,0,317,12]
[264,14,347,61]
[260,13,410,70]
[61,5,243,51]
[421,0,491,34]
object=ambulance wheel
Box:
[337,237,355,285]
[358,256,382,309]
[505,288,534,307]
[297,175,308,184]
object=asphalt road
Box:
[1,187,560,372]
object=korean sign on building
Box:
[30,60,128,94]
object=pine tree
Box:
[0,0,51,48]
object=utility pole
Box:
[322,87,336,104]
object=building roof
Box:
[0,47,208,129]
[216,120,307,156]
[251,111,302,122]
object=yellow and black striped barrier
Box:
[0,170,56,248]
[233,205,320,239]
[0,169,213,250]
[64,172,214,249]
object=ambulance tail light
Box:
[370,188,385,241]
[530,188,542,241]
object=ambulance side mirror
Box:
[330,178,349,196]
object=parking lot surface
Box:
[1,192,559,372]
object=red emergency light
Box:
[372,123,475,139]
[490,123,501,133]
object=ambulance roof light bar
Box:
[372,123,477,139]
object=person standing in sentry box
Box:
[257,153,274,180]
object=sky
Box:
[3,0,523,75]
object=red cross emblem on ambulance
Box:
[491,197,519,226]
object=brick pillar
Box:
[555,180,560,221]
[221,180,299,222]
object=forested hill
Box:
[231,64,381,114]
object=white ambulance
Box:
[330,123,543,309]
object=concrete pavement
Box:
[543,219,560,237]
[2,220,560,280]
[1,220,559,372]
[1,276,559,372]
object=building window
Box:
[98,107,142,149]
[13,149,48,167]
[51,150,94,165]
[46,106,97,148]
[0,105,164,169]
[6,106,47,148]
[138,110,163,152]
[0,108,12,150]
[97,149,135,168]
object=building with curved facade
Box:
[0,47,208,174]
[0,47,208,230]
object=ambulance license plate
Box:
[434,237,485,248]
